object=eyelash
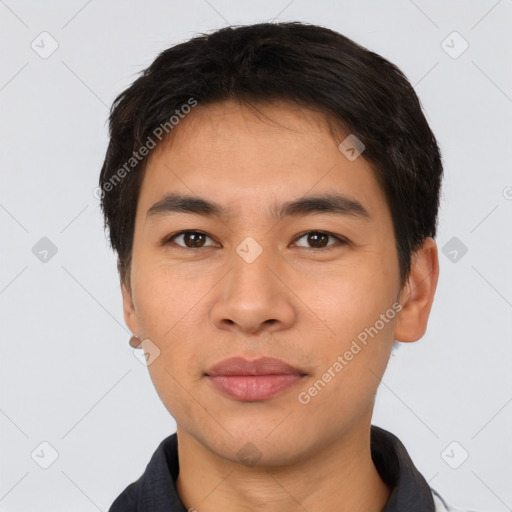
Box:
[161,230,349,250]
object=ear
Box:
[121,279,140,338]
[394,237,439,342]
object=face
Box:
[122,100,429,466]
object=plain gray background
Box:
[1,1,511,511]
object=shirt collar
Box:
[109,425,435,511]
[371,426,436,511]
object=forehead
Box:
[137,99,389,222]
[157,99,343,152]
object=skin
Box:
[122,99,439,512]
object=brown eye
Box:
[294,231,345,249]
[166,231,216,248]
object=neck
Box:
[175,418,390,512]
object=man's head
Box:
[100,22,442,289]
[99,22,441,466]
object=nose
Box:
[210,248,296,335]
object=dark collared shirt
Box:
[109,425,456,511]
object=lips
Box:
[206,356,305,377]
[205,357,307,402]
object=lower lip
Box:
[207,374,304,401]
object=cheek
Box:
[309,258,398,340]
[297,273,396,412]
[134,267,207,425]
[131,253,202,337]
[301,256,398,399]
[129,267,207,408]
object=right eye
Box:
[162,231,219,249]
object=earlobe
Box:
[121,280,140,337]
[394,238,439,343]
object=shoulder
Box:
[108,433,181,512]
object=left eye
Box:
[293,231,346,249]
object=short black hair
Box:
[99,21,443,287]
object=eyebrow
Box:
[146,192,371,221]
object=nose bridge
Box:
[236,247,273,289]
[210,238,296,333]
[228,238,279,304]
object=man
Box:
[99,21,470,511]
